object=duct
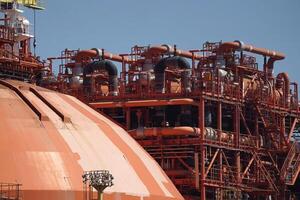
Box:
[276,72,290,107]
[83,60,118,96]
[154,56,191,93]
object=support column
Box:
[280,115,286,149]
[195,152,199,189]
[199,97,206,200]
[219,151,223,200]
[234,106,241,195]
[217,102,222,143]
[125,108,131,130]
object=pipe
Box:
[74,49,131,63]
[154,56,191,93]
[129,126,233,142]
[143,45,203,60]
[83,60,118,96]
[219,41,285,79]
[128,126,201,138]
[89,98,197,109]
[218,41,285,60]
[276,72,290,107]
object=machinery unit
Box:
[47,41,300,200]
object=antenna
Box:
[33,8,36,56]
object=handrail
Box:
[255,154,279,192]
[280,142,297,180]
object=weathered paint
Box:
[0,79,183,200]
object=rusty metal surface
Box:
[0,79,183,200]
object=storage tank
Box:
[0,79,183,200]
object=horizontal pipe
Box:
[89,98,197,109]
[219,41,285,60]
[143,45,203,60]
[129,127,233,140]
[74,49,131,63]
[128,126,200,137]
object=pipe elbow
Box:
[233,40,245,51]
[161,44,173,54]
[91,48,103,59]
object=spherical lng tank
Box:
[0,79,183,200]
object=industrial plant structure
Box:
[0,1,184,200]
[45,43,300,200]
[0,0,299,200]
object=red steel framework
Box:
[44,41,300,200]
[2,1,299,199]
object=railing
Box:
[280,142,297,180]
[284,143,300,185]
[0,183,22,200]
[0,25,14,42]
[255,154,279,192]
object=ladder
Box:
[280,142,300,185]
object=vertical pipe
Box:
[199,97,206,200]
[217,102,222,144]
[263,56,267,80]
[192,52,195,80]
[121,56,126,96]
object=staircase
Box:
[280,142,300,185]
[255,154,279,193]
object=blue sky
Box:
[26,0,300,82]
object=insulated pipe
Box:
[143,45,203,60]
[276,72,290,107]
[83,60,118,96]
[74,49,131,63]
[128,126,201,138]
[154,56,191,93]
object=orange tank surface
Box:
[0,79,183,200]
